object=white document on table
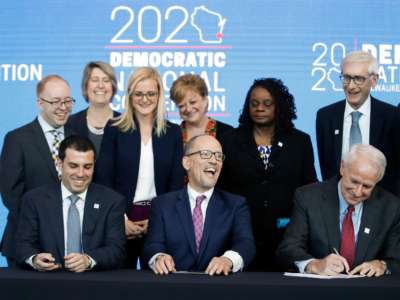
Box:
[284,272,365,279]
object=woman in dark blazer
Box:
[169,74,233,145]
[95,67,184,268]
[67,61,120,155]
[219,78,317,271]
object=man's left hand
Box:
[205,256,233,276]
[349,260,387,277]
[64,253,91,273]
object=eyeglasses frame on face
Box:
[39,97,76,108]
[132,91,159,101]
[185,149,225,162]
[339,73,375,86]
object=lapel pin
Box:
[278,142,283,147]
[334,129,340,135]
[94,203,100,209]
[364,227,370,234]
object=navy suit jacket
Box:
[276,178,400,273]
[15,183,126,270]
[0,119,74,259]
[94,120,184,212]
[143,187,256,271]
[316,97,400,196]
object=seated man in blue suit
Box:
[143,134,255,275]
[15,135,126,272]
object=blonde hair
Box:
[113,67,167,136]
[170,73,208,105]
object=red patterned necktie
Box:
[193,195,206,254]
[340,205,355,268]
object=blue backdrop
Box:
[1,0,399,266]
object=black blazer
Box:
[316,97,400,196]
[276,178,400,273]
[219,126,317,236]
[15,183,126,270]
[0,119,74,259]
[67,108,121,138]
[143,187,255,271]
[94,120,185,213]
[214,120,233,142]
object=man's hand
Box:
[350,260,387,277]
[153,254,176,275]
[306,254,350,275]
[125,219,148,240]
[64,253,90,273]
[205,256,233,276]
[32,253,61,271]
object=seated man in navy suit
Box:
[143,134,255,275]
[15,135,126,272]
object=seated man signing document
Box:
[143,134,255,275]
[276,144,400,277]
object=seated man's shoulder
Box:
[89,183,125,203]
[214,188,246,207]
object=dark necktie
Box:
[192,195,206,254]
[66,194,82,254]
[340,205,355,268]
[350,111,362,147]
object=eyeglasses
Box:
[132,91,158,100]
[185,150,225,162]
[339,74,373,85]
[39,97,75,107]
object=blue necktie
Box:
[66,194,82,254]
[349,111,362,148]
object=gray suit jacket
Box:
[276,177,400,273]
[0,118,74,259]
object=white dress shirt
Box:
[341,96,371,156]
[133,139,157,203]
[37,114,65,151]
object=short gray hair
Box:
[342,144,386,181]
[341,50,379,75]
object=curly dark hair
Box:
[238,78,297,134]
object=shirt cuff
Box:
[295,258,315,274]
[148,252,167,271]
[222,250,243,272]
[26,255,37,269]
[86,255,97,269]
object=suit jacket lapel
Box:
[355,192,379,265]
[31,119,59,180]
[175,188,197,257]
[46,185,65,261]
[198,190,224,260]
[82,185,100,250]
[369,97,384,147]
[237,126,265,171]
[321,179,341,251]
